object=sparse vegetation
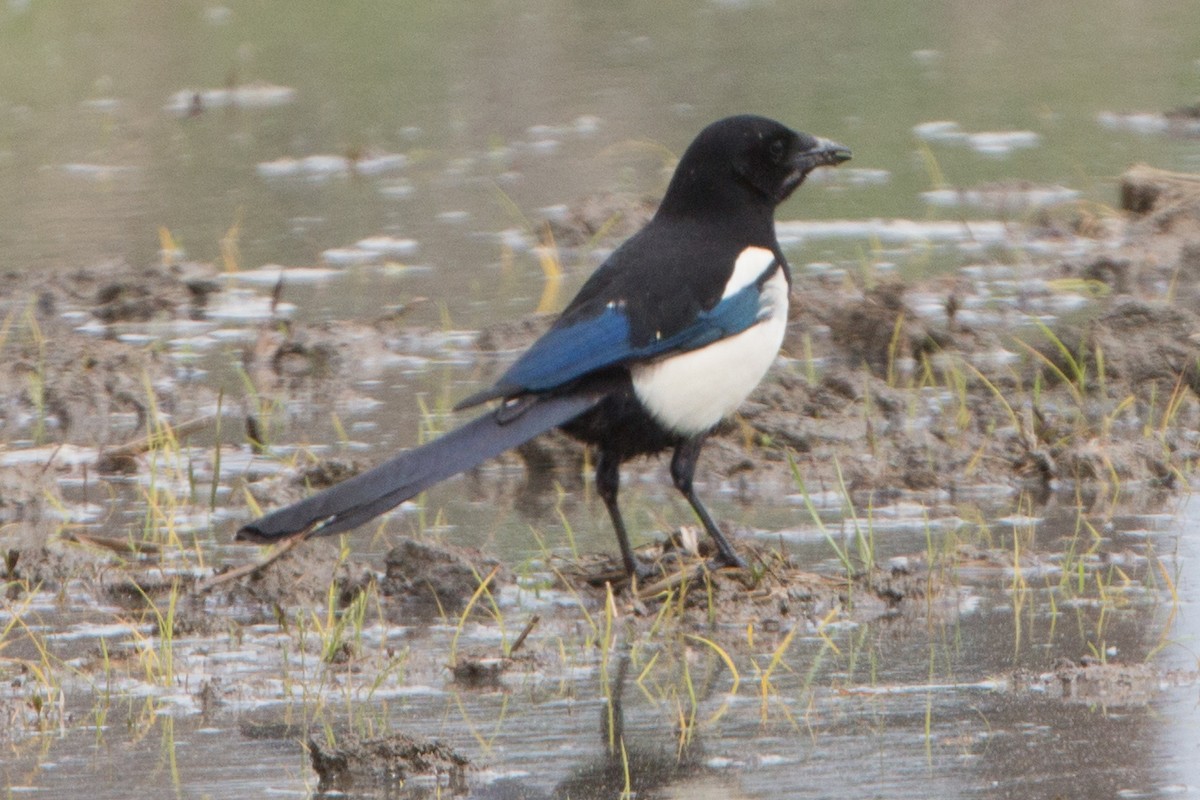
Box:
[0,170,1197,796]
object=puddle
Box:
[921,184,1081,212]
[913,121,1042,156]
[0,496,1192,799]
[163,82,298,115]
[256,153,408,181]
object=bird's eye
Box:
[768,138,786,164]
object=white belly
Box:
[631,267,788,436]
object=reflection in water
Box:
[0,0,1195,315]
[552,652,714,800]
[0,513,1189,800]
[461,649,749,800]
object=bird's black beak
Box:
[793,137,852,173]
[778,136,850,202]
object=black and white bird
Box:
[237,115,851,578]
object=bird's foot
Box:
[709,550,748,571]
[627,559,662,584]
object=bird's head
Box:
[659,115,851,219]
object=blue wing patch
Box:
[501,303,634,392]
[496,281,767,394]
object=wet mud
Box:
[307,731,469,796]
[2,166,1199,796]
[3,167,1198,608]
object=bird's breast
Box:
[631,264,788,436]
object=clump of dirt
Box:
[91,271,218,323]
[0,260,229,451]
[379,538,509,617]
[7,531,377,637]
[449,650,540,689]
[1120,164,1200,218]
[449,656,512,688]
[0,526,93,598]
[80,260,219,323]
[207,535,372,618]
[814,280,946,373]
[306,731,469,795]
[241,456,366,510]
[555,537,936,630]
[152,529,942,642]
[1025,299,1200,392]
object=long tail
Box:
[236,378,618,543]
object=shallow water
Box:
[3,1,1200,797]
[2,496,1194,799]
[3,0,1200,311]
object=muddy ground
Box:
[1,167,1199,791]
[1,165,1198,618]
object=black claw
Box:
[628,559,660,582]
[710,550,748,571]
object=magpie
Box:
[237,115,851,578]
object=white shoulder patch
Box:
[721,246,777,300]
[633,268,789,436]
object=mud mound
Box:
[553,537,936,630]
[0,260,225,447]
[307,731,469,795]
[181,536,373,630]
[380,538,509,617]
[2,163,1200,635]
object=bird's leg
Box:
[595,449,653,580]
[671,435,747,569]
